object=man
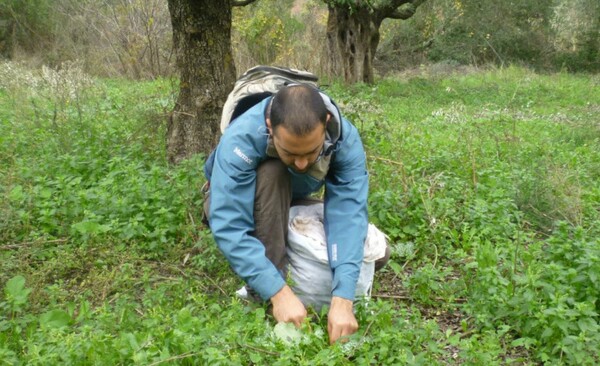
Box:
[203,84,369,344]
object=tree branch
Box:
[147,352,201,366]
[0,238,68,251]
[232,0,258,6]
[388,7,415,19]
[385,0,427,20]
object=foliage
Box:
[0,0,57,58]
[0,61,188,252]
[378,0,600,73]
[2,63,600,364]
[1,0,173,78]
[232,0,327,74]
[4,0,599,78]
[328,65,600,363]
[466,223,600,364]
[59,0,174,78]
[233,1,292,65]
[551,0,600,71]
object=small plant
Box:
[1,276,35,356]
[2,275,31,315]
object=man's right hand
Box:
[270,285,307,327]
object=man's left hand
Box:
[327,296,358,344]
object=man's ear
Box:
[266,118,273,135]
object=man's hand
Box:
[328,296,358,344]
[270,285,307,327]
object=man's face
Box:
[269,122,326,173]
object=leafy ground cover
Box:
[1,62,599,365]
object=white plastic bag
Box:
[287,204,387,310]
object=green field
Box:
[1,63,599,365]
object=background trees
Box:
[3,0,597,80]
[2,0,598,160]
[0,0,174,78]
[551,0,600,70]
[376,0,599,72]
[0,0,56,60]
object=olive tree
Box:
[324,0,426,83]
[166,0,256,163]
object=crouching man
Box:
[203,84,379,344]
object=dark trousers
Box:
[203,159,292,274]
[203,159,389,279]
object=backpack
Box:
[220,65,319,133]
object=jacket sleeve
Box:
[208,134,286,301]
[324,119,369,301]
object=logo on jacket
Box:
[234,147,253,165]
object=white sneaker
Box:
[235,285,262,302]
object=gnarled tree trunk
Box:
[326,5,381,84]
[167,0,237,164]
[325,0,426,84]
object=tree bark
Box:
[166,0,236,164]
[325,0,426,84]
[326,5,381,84]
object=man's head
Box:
[266,85,330,173]
[268,84,328,135]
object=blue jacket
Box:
[204,95,368,301]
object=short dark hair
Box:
[270,84,327,136]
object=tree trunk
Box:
[0,18,15,59]
[326,5,381,84]
[166,0,236,164]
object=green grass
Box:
[1,63,599,365]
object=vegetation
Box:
[377,0,599,74]
[1,1,597,364]
[1,61,599,364]
[2,0,598,79]
[4,0,596,165]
